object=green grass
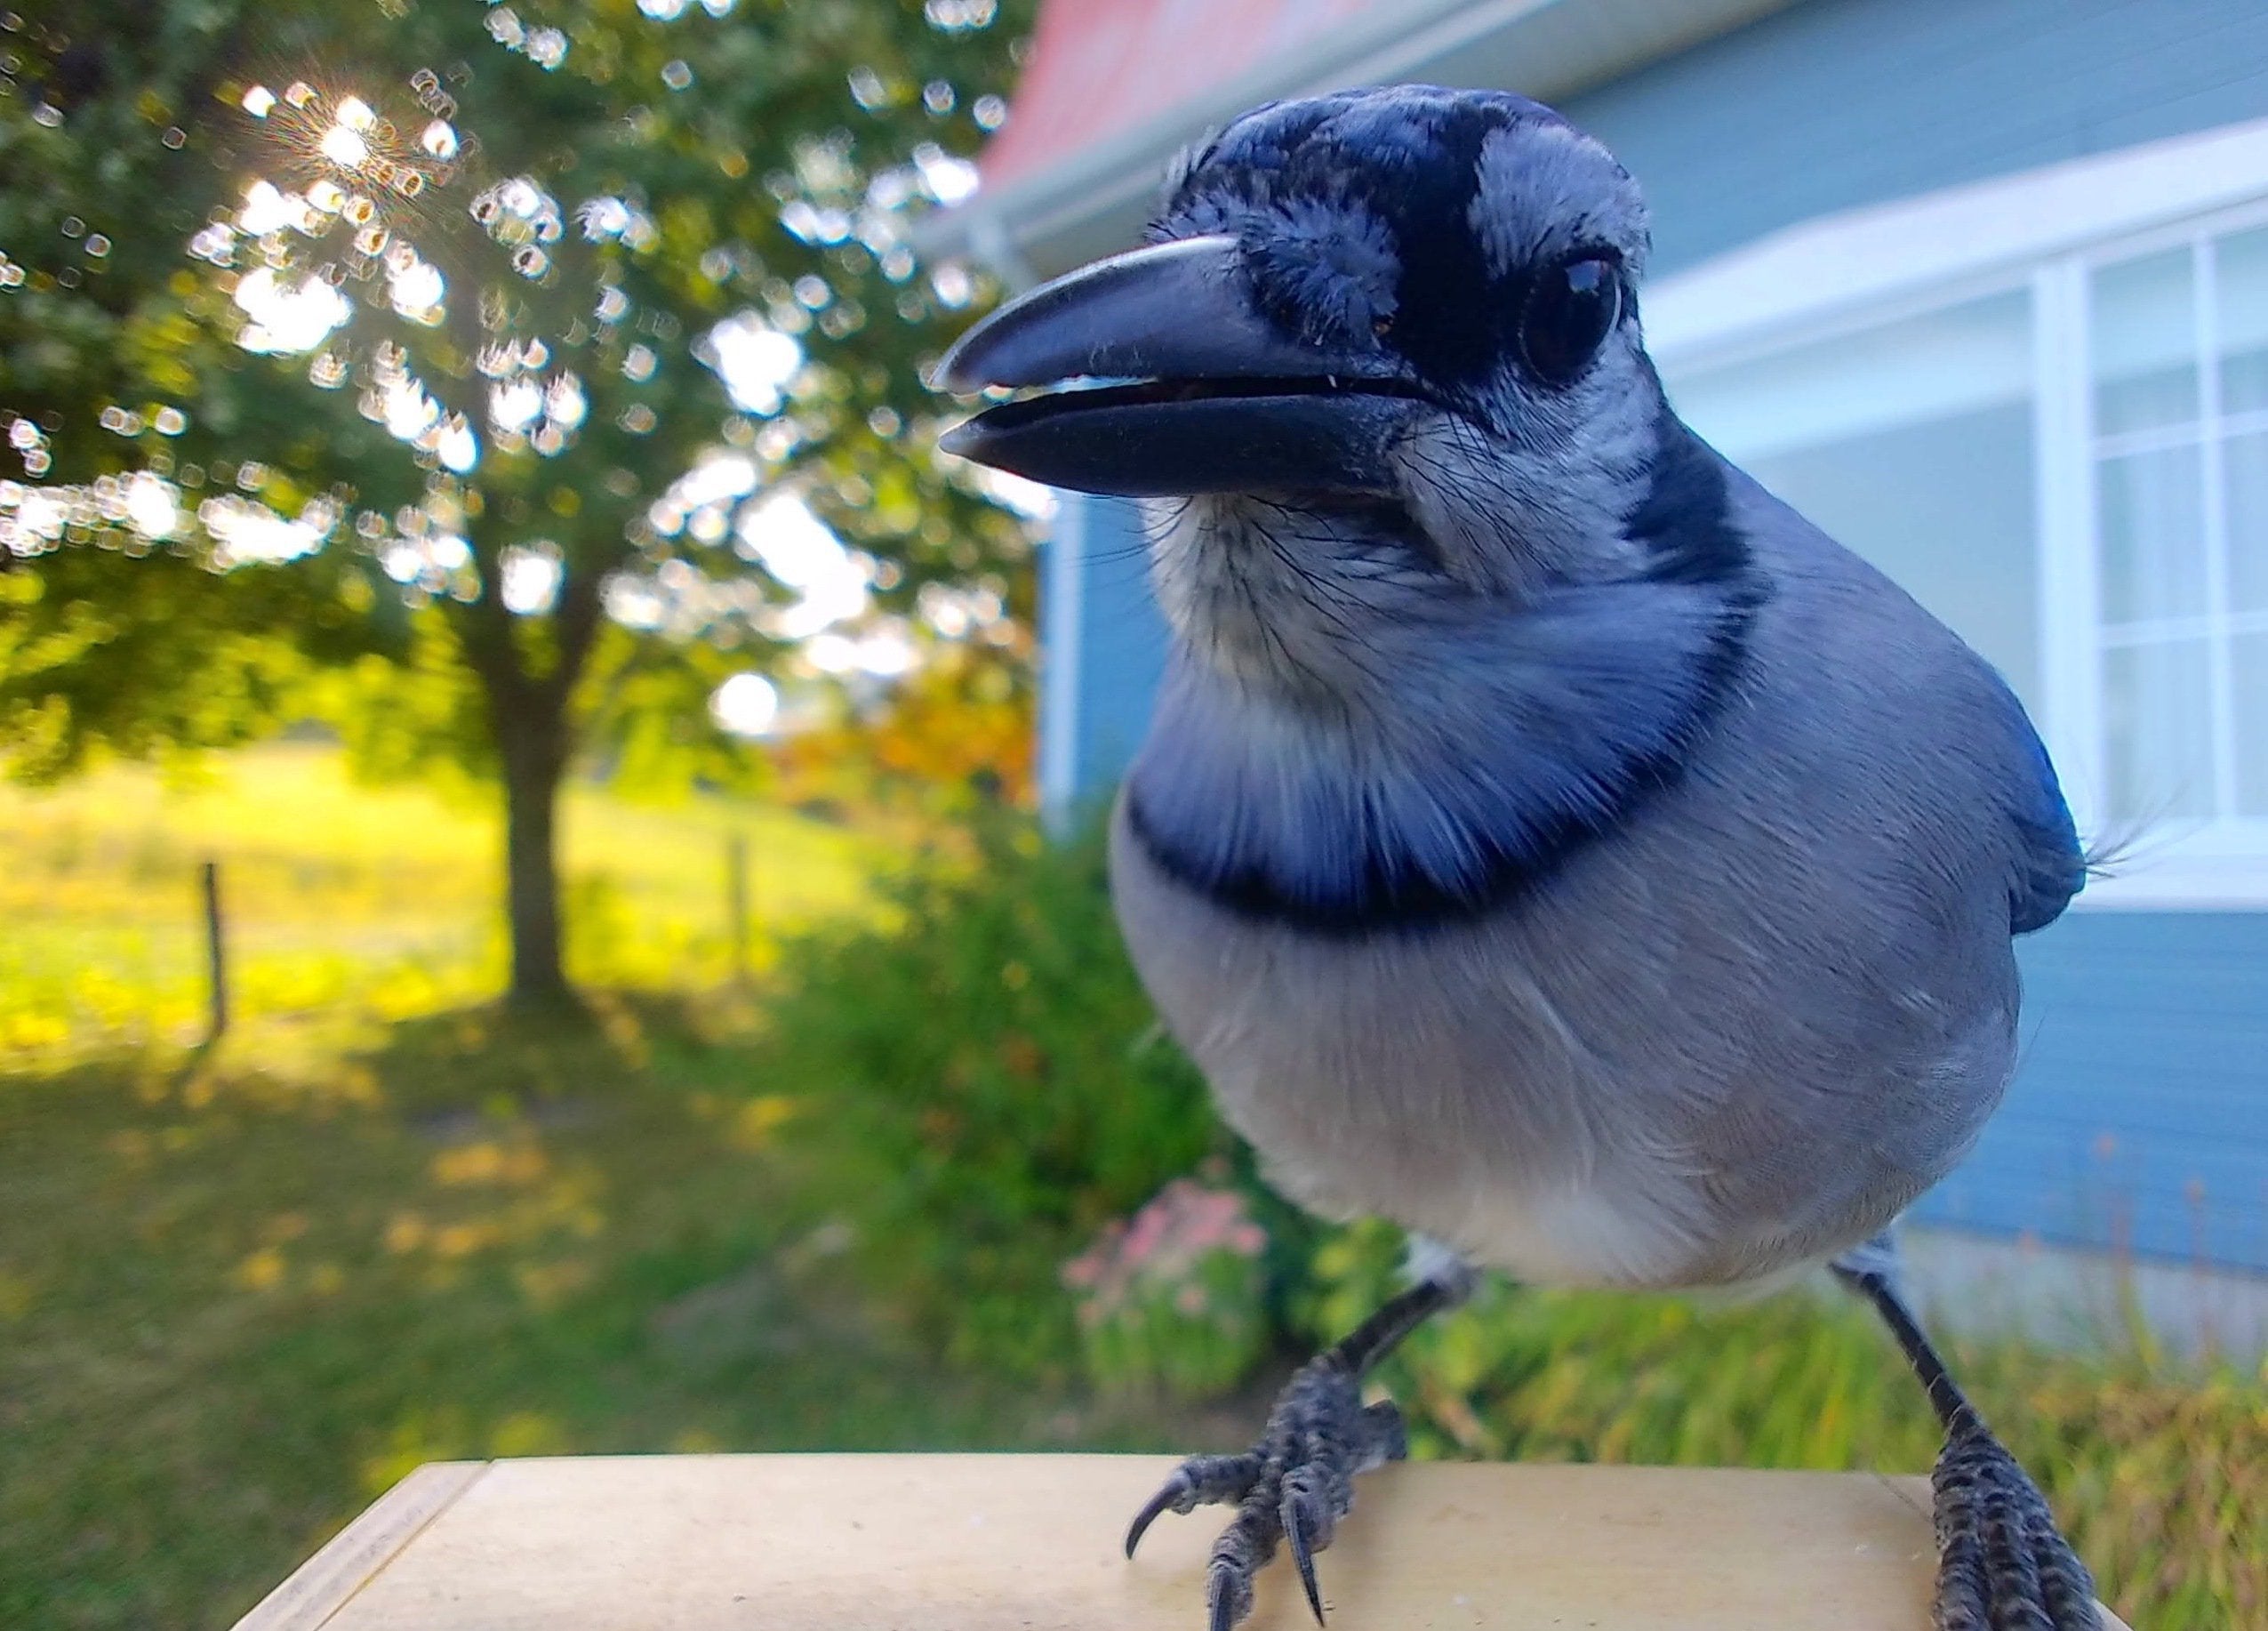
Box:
[0,743,875,1054]
[0,998,1070,1628]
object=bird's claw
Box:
[1127,1358,1407,1630]
[1126,1451,1267,1558]
[1931,1414,2101,1631]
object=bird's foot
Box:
[1125,1354,1407,1631]
[1932,1412,2100,1631]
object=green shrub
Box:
[759,809,1223,1379]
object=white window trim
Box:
[1646,117,2268,912]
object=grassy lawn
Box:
[0,997,1115,1629]
[0,752,1177,1628]
[0,743,876,1057]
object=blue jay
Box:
[936,86,2097,1631]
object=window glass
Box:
[2215,227,2268,416]
[2223,430,2268,615]
[2092,249,2199,437]
[2234,632,2268,818]
[2102,638,2216,821]
[1670,291,2040,710]
[2096,443,2208,625]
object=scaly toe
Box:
[1932,1415,2100,1631]
[1128,1356,1410,1631]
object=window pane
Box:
[2216,227,2268,416]
[2097,443,2208,625]
[1669,292,2039,709]
[2092,248,2199,436]
[2224,431,2268,615]
[2236,632,2268,818]
[2103,639,2216,820]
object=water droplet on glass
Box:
[241,84,276,117]
[285,81,318,109]
[513,245,550,277]
[84,234,109,257]
[421,119,458,159]
[661,60,693,91]
[162,125,187,149]
[59,215,84,237]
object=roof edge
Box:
[917,0,1799,284]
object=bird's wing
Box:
[1992,679,2085,935]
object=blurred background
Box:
[0,2,2261,1627]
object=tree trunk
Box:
[459,534,612,1014]
[497,709,575,1011]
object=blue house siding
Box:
[1563,0,2268,278]
[1035,0,2268,1274]
[1041,496,1167,819]
[1917,913,2268,1272]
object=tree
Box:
[0,0,1033,1006]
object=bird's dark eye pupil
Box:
[1519,254,1622,384]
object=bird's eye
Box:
[1519,254,1623,385]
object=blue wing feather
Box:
[1996,681,2084,935]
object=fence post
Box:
[201,858,228,1042]
[726,833,751,986]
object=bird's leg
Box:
[1126,1253,1475,1631]
[1831,1236,2101,1631]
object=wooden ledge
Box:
[233,1453,2129,1630]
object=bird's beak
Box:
[932,235,1417,499]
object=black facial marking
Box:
[1625,406,1750,584]
[1154,87,1575,390]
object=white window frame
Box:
[1647,116,2268,911]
